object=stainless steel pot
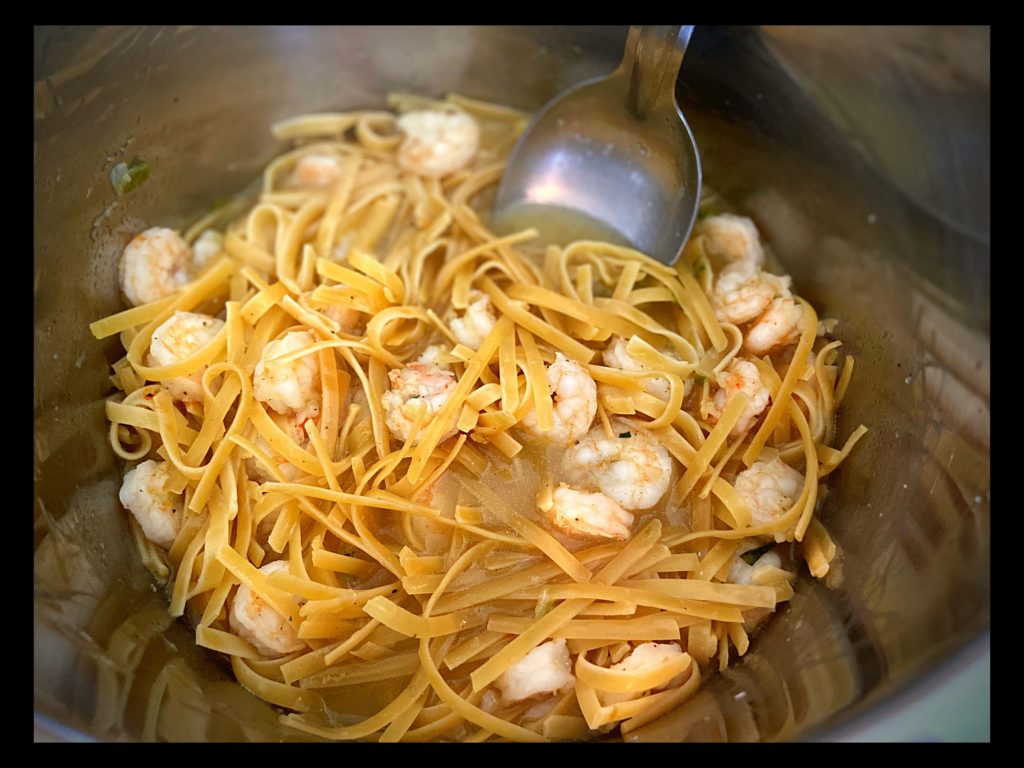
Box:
[34,25,990,742]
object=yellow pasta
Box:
[95,94,866,742]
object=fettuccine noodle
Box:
[94,93,866,742]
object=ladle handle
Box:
[621,25,693,120]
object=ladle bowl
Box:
[494,25,702,265]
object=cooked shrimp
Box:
[228,560,307,657]
[299,289,361,334]
[711,260,791,325]
[729,542,786,585]
[734,458,805,528]
[449,291,496,350]
[408,477,455,553]
[253,331,322,422]
[601,336,688,402]
[612,642,685,680]
[148,311,225,403]
[522,352,597,444]
[494,638,575,705]
[381,362,458,443]
[694,213,764,267]
[415,344,451,369]
[119,227,194,306]
[118,459,182,549]
[706,360,770,436]
[247,435,302,483]
[396,109,480,178]
[245,412,307,483]
[600,642,688,705]
[546,485,634,540]
[291,153,343,188]
[745,296,803,355]
[191,229,223,268]
[563,421,672,511]
[320,303,361,333]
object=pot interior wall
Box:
[34,25,989,741]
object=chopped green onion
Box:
[740,543,774,566]
[110,156,150,196]
[618,431,631,439]
[694,375,707,386]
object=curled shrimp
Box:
[611,642,686,681]
[320,303,361,334]
[290,153,343,188]
[705,359,770,436]
[734,458,804,528]
[694,213,764,267]
[253,331,322,422]
[745,296,803,355]
[563,420,673,511]
[522,352,597,444]
[118,459,182,549]
[544,485,634,540]
[305,290,361,334]
[728,541,790,585]
[396,108,480,178]
[601,335,687,402]
[148,311,225,403]
[381,362,458,443]
[246,411,308,483]
[414,344,452,368]
[299,289,361,334]
[495,638,575,705]
[599,642,688,706]
[449,291,496,350]
[119,227,194,306]
[247,434,302,483]
[191,229,224,268]
[228,560,307,657]
[406,477,455,554]
[711,260,791,325]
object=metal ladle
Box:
[493,25,701,266]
